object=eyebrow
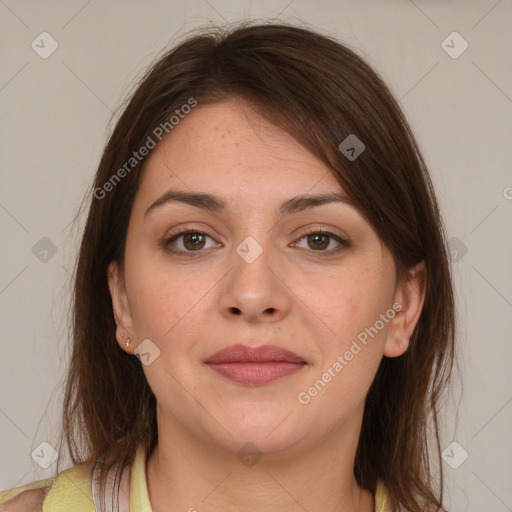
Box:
[144,189,355,218]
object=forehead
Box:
[137,98,344,202]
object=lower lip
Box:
[206,362,306,385]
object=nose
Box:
[218,237,291,323]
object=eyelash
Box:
[163,226,350,258]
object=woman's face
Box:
[108,98,422,456]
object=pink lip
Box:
[204,344,306,386]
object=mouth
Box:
[204,344,307,386]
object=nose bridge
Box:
[235,234,267,266]
[219,231,289,321]
[232,233,275,294]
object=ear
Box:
[383,261,427,357]
[107,261,136,353]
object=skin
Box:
[108,98,426,512]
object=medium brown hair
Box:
[56,21,455,511]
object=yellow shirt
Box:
[0,445,391,511]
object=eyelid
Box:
[163,227,219,255]
[297,224,350,242]
[163,224,350,256]
[292,226,350,256]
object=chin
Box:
[214,407,304,451]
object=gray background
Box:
[1,1,511,510]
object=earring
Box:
[125,337,132,348]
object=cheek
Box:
[306,262,394,366]
[296,271,391,415]
[124,255,210,339]
[315,270,390,334]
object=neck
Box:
[145,409,374,512]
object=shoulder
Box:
[375,479,390,512]
[0,462,93,512]
[0,480,53,512]
[373,480,447,512]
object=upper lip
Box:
[204,344,306,364]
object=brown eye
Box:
[165,230,219,255]
[293,229,349,256]
[306,233,330,251]
[181,232,206,251]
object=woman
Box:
[0,21,455,512]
